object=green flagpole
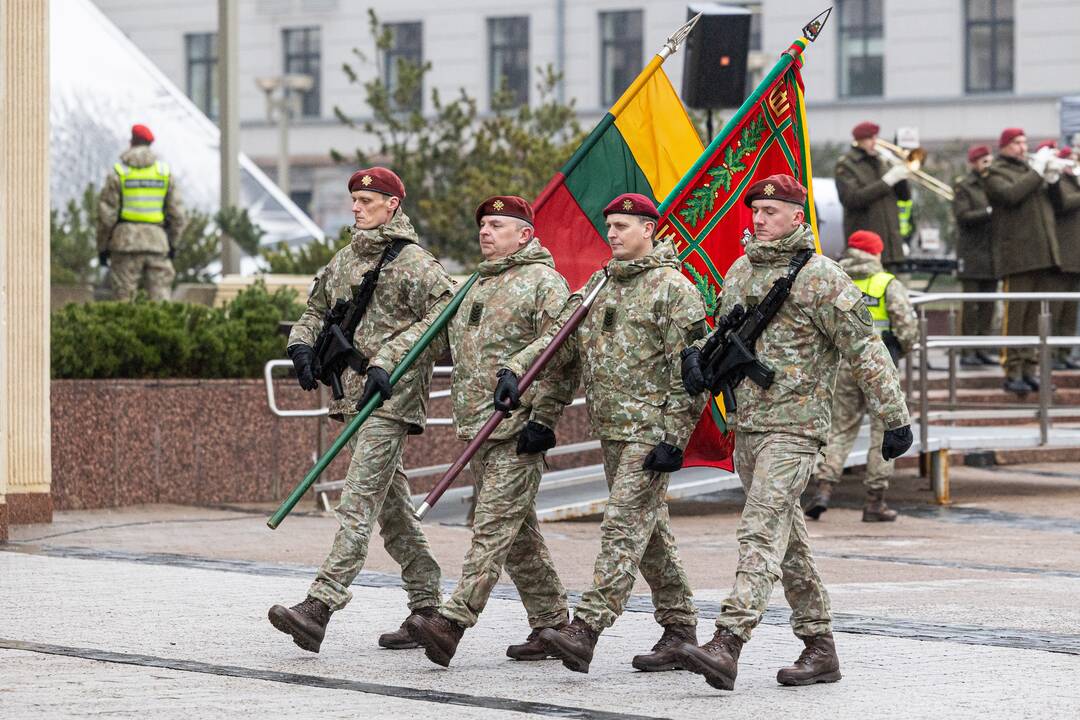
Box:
[267,273,479,529]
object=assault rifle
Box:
[700,249,814,412]
[310,238,409,400]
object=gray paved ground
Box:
[4,462,1080,718]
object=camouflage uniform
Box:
[437,239,575,630]
[570,239,706,632]
[97,146,185,301]
[288,210,453,611]
[712,224,908,641]
[815,248,918,492]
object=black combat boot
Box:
[405,610,465,667]
[776,633,842,686]
[268,596,331,653]
[804,480,833,520]
[378,606,441,649]
[506,621,568,661]
[1003,377,1030,395]
[539,617,600,673]
[862,489,898,522]
[631,623,697,671]
[678,629,744,691]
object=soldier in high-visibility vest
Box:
[96,124,185,301]
[805,230,918,522]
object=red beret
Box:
[603,193,659,219]
[999,127,1025,148]
[348,167,406,199]
[475,195,534,226]
[1037,139,1058,151]
[847,230,884,256]
[131,124,154,143]
[967,145,991,163]
[1059,147,1074,159]
[743,173,807,207]
[852,121,880,140]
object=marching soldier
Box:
[96,123,185,301]
[405,196,575,667]
[984,128,1062,394]
[953,145,999,367]
[1049,147,1080,369]
[835,121,912,269]
[539,193,707,674]
[268,167,451,654]
[677,174,911,691]
[805,230,918,522]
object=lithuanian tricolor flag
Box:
[532,41,703,290]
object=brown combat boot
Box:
[862,489,898,522]
[539,617,600,673]
[776,633,842,686]
[378,606,441,649]
[804,480,833,520]
[506,621,568,661]
[405,610,465,667]
[631,623,697,672]
[677,629,744,691]
[267,596,330,653]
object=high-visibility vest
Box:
[115,161,170,224]
[897,199,914,238]
[853,271,895,335]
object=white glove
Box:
[1045,168,1061,184]
[882,164,910,186]
[1029,146,1054,176]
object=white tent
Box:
[50,0,324,253]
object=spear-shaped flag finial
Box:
[659,12,702,60]
[803,7,832,42]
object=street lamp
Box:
[255,73,314,197]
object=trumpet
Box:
[873,138,955,201]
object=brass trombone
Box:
[874,138,955,201]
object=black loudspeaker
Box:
[681,4,752,110]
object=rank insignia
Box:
[468,302,484,326]
[492,200,505,211]
[622,199,634,211]
[763,183,775,196]
[361,175,373,186]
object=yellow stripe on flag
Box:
[613,68,704,201]
[795,79,822,254]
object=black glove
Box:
[493,368,521,413]
[517,421,556,455]
[286,344,318,391]
[680,347,706,396]
[357,366,392,410]
[98,250,110,268]
[643,442,684,473]
[881,425,913,461]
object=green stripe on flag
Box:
[565,123,655,237]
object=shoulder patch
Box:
[855,301,874,327]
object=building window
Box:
[487,16,529,109]
[384,22,423,112]
[837,0,883,98]
[599,11,642,107]
[740,2,762,52]
[965,0,1013,93]
[185,32,217,119]
[283,27,321,117]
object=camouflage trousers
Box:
[439,438,568,630]
[715,431,832,642]
[109,251,175,302]
[815,365,892,492]
[574,440,697,632]
[309,415,441,612]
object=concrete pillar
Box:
[0,0,52,541]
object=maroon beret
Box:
[1059,147,1074,160]
[603,193,659,219]
[999,127,1025,148]
[848,230,884,256]
[475,195,534,226]
[131,124,154,143]
[967,145,991,163]
[851,121,880,140]
[348,167,406,199]
[743,173,807,207]
[1036,139,1058,152]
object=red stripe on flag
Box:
[534,182,611,291]
[682,403,735,471]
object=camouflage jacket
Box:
[447,239,578,440]
[839,247,919,354]
[288,211,454,429]
[574,239,708,448]
[716,224,909,442]
[96,146,186,254]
